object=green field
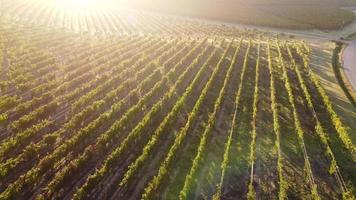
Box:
[0,1,355,200]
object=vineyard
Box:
[0,1,356,200]
[0,0,245,37]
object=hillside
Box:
[1,15,355,200]
[0,1,355,200]
[129,0,356,30]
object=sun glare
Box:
[50,0,117,10]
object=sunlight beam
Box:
[51,0,117,10]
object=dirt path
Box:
[342,40,356,90]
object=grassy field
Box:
[0,1,355,200]
[129,0,356,30]
[346,32,356,40]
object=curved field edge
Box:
[309,41,356,143]
[332,41,356,108]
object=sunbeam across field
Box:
[0,1,355,200]
[50,0,119,9]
